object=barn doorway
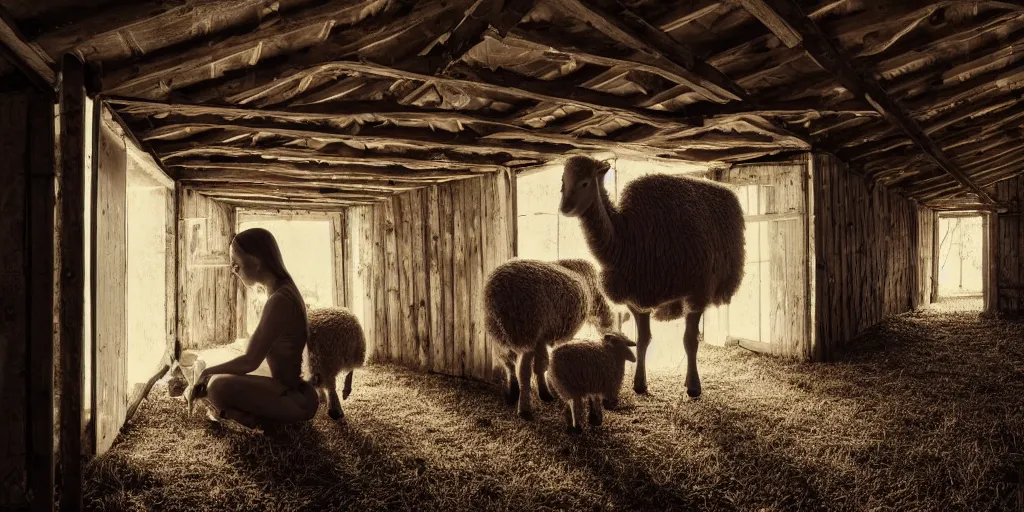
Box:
[935,212,986,311]
[235,212,343,338]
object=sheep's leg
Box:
[587,396,604,426]
[566,397,585,434]
[683,311,702,399]
[342,370,354,400]
[631,306,652,394]
[602,385,620,410]
[516,351,535,420]
[325,374,344,420]
[500,349,519,406]
[533,346,555,403]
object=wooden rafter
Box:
[418,0,537,75]
[742,0,997,204]
[547,0,745,103]
[0,6,55,89]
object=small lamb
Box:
[546,331,637,434]
[306,306,367,420]
[484,258,615,420]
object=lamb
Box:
[484,258,615,420]
[559,155,745,399]
[305,306,367,420]
[546,331,637,434]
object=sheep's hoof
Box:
[342,388,352,400]
[588,413,602,427]
[328,408,344,421]
[517,409,534,421]
[686,387,702,399]
[565,425,583,435]
[602,398,619,410]
[539,389,556,403]
[633,384,648,395]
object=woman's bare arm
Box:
[200,293,293,378]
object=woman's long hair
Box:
[231,228,295,284]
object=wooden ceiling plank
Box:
[742,0,997,204]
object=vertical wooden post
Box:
[28,89,56,512]
[57,53,86,512]
[804,152,817,362]
[932,213,939,305]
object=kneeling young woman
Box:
[193,227,319,427]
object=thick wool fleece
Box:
[484,259,612,353]
[570,159,746,315]
[546,337,630,401]
[306,307,366,379]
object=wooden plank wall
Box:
[352,172,515,382]
[178,188,236,350]
[0,90,31,508]
[995,175,1024,312]
[0,87,56,510]
[812,153,930,361]
[92,120,128,457]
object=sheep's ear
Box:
[624,339,636,347]
[597,161,612,175]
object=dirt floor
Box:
[85,302,1024,512]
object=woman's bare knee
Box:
[206,375,241,409]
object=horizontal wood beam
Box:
[158,143,525,170]
[0,7,55,89]
[746,0,996,204]
[419,0,537,75]
[100,0,427,97]
[171,163,480,184]
[105,96,640,155]
[549,0,744,103]
[737,0,803,48]
[213,197,382,209]
[191,183,395,200]
[139,120,563,161]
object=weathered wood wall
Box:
[92,117,128,457]
[351,172,515,382]
[812,153,933,361]
[178,188,237,350]
[1,89,32,509]
[995,176,1024,313]
[0,87,57,509]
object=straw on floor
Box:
[85,302,1024,511]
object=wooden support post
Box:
[57,52,87,512]
[27,89,56,512]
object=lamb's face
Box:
[603,332,637,363]
[559,156,607,217]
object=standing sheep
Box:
[306,306,366,420]
[547,331,637,434]
[484,258,615,420]
[559,155,745,399]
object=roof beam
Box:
[418,0,537,75]
[743,0,997,204]
[0,7,55,89]
[548,0,744,103]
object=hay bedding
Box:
[86,305,1024,512]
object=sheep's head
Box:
[602,331,637,363]
[560,155,610,217]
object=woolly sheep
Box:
[484,258,615,420]
[305,306,367,420]
[546,331,637,434]
[559,155,745,399]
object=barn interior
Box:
[2,0,1024,510]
